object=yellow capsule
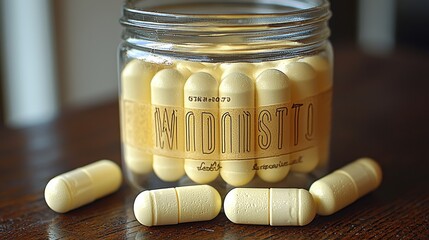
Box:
[121,59,158,175]
[184,72,220,184]
[255,69,291,183]
[151,69,186,182]
[44,160,122,213]
[224,188,316,226]
[134,185,222,226]
[309,158,383,215]
[219,72,255,186]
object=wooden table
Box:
[1,45,428,239]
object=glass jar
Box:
[118,0,333,193]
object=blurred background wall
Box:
[0,0,122,127]
[53,0,122,109]
[0,0,428,127]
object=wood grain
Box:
[1,46,428,239]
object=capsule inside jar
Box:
[120,55,332,187]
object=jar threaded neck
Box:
[120,0,331,62]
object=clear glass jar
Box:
[118,0,333,193]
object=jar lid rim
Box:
[122,0,330,23]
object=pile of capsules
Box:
[44,157,382,227]
[120,54,332,187]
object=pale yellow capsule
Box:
[299,54,333,169]
[255,69,291,183]
[151,69,186,182]
[309,158,383,215]
[184,72,220,184]
[122,145,153,174]
[121,59,157,102]
[121,59,158,174]
[224,188,316,226]
[44,160,122,213]
[278,61,319,173]
[219,72,256,186]
[133,185,222,226]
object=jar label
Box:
[121,89,331,162]
[121,100,152,153]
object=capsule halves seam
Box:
[133,185,222,226]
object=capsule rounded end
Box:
[121,59,157,102]
[356,157,383,188]
[184,160,219,184]
[44,177,73,213]
[255,69,289,91]
[257,171,288,183]
[221,172,254,187]
[220,160,255,187]
[299,55,329,72]
[281,62,316,82]
[309,180,336,216]
[223,188,239,224]
[134,191,154,226]
[205,185,222,220]
[123,145,153,175]
[153,156,185,182]
[121,59,156,78]
[298,189,316,225]
[184,72,218,91]
[256,154,291,183]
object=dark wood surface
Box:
[1,45,428,239]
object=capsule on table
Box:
[255,69,291,183]
[121,59,158,174]
[224,188,316,226]
[309,158,383,215]
[134,185,222,226]
[184,72,220,184]
[151,68,186,182]
[44,160,122,213]
[219,72,256,186]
